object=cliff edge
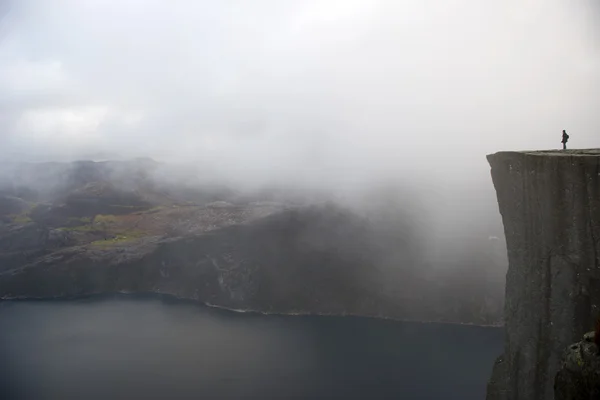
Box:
[486,149,600,400]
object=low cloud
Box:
[0,0,598,242]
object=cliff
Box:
[486,149,600,400]
[0,201,504,324]
[0,159,506,325]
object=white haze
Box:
[0,0,598,261]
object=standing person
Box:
[561,130,569,150]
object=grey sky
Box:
[0,0,598,190]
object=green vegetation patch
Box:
[94,214,119,224]
[109,204,147,210]
[67,216,92,225]
[10,214,32,224]
[136,206,166,215]
[89,229,147,247]
[6,201,39,224]
[57,224,97,232]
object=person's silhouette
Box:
[561,130,569,150]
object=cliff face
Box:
[0,159,507,325]
[0,202,503,324]
[0,206,389,316]
[486,149,600,400]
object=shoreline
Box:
[0,291,504,329]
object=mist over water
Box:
[0,297,503,400]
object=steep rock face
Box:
[486,149,600,400]
[0,200,505,325]
[0,205,401,318]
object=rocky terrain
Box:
[554,330,600,399]
[0,158,506,325]
[485,149,600,400]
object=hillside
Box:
[0,159,506,325]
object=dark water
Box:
[0,296,503,400]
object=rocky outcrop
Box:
[486,149,600,400]
[554,331,600,399]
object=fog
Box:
[0,0,598,250]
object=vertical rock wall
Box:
[486,149,600,400]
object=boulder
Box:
[555,331,600,399]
